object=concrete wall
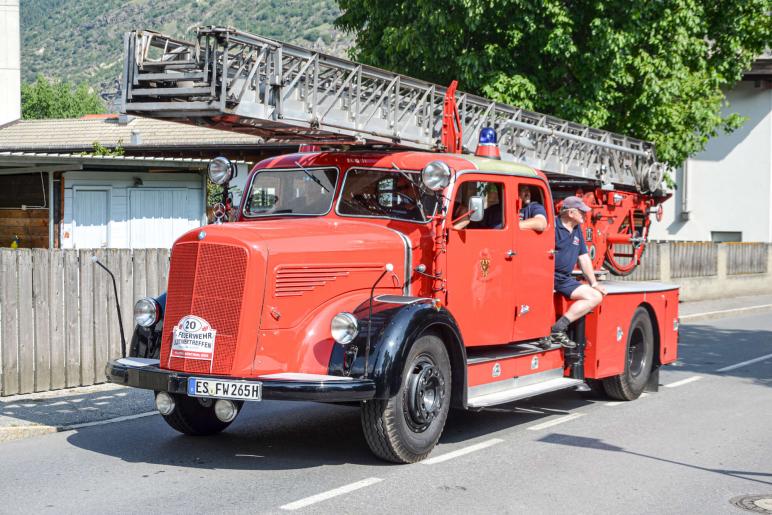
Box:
[621,242,772,302]
[650,81,772,242]
[0,0,20,126]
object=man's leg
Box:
[549,282,603,348]
[564,284,603,322]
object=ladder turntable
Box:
[122,26,669,193]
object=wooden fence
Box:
[0,249,169,396]
[726,243,768,275]
[669,242,718,279]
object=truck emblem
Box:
[530,356,539,370]
[616,326,624,342]
[492,363,501,378]
[520,304,530,315]
[198,230,206,240]
[480,258,490,278]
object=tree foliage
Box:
[336,0,772,166]
[21,75,106,119]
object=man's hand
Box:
[591,282,608,296]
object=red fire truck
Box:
[106,27,679,463]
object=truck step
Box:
[136,71,208,81]
[130,87,214,97]
[466,341,558,365]
[467,369,583,408]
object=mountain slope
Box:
[21,0,351,94]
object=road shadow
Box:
[0,386,154,429]
[63,389,603,471]
[538,433,772,487]
[676,320,772,388]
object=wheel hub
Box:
[405,360,446,432]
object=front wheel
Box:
[603,307,655,400]
[361,333,451,463]
[161,394,242,436]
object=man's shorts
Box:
[554,274,581,298]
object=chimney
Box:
[0,0,20,125]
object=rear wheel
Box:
[603,307,655,400]
[361,333,451,463]
[161,394,242,436]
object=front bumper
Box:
[105,358,376,402]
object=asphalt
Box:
[1,292,771,444]
[0,310,770,514]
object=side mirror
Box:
[468,196,484,222]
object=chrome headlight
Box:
[331,312,359,344]
[208,156,234,185]
[134,297,160,328]
[421,160,451,191]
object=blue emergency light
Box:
[475,127,501,159]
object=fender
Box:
[130,292,166,359]
[328,298,468,408]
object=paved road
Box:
[1,313,770,515]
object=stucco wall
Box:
[0,0,20,126]
[650,81,772,242]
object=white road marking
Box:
[680,304,772,321]
[421,438,504,465]
[716,352,772,373]
[280,477,383,511]
[664,376,703,388]
[60,411,158,431]
[527,413,583,431]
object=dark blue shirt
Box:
[519,202,547,221]
[554,216,588,277]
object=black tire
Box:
[361,333,451,463]
[161,394,241,436]
[603,307,655,400]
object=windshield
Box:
[242,167,338,218]
[337,168,436,223]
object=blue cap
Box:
[479,127,497,145]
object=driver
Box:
[519,185,547,232]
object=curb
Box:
[679,304,772,323]
[0,411,158,444]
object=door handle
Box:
[548,249,556,259]
[506,249,516,258]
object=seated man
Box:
[549,196,607,348]
[518,185,547,232]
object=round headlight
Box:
[134,297,160,328]
[331,312,359,344]
[421,160,452,191]
[208,156,233,185]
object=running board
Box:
[467,370,583,408]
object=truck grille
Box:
[160,241,248,374]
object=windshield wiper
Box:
[295,160,329,193]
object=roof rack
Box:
[122,26,668,192]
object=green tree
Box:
[336,0,771,166]
[21,75,106,119]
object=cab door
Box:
[512,178,555,341]
[445,175,517,347]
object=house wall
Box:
[61,171,205,249]
[0,209,48,248]
[0,0,20,126]
[650,81,772,242]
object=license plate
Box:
[187,378,262,401]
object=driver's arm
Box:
[519,215,547,232]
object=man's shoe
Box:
[536,336,553,350]
[550,331,577,349]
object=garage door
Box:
[73,188,109,248]
[129,188,202,248]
